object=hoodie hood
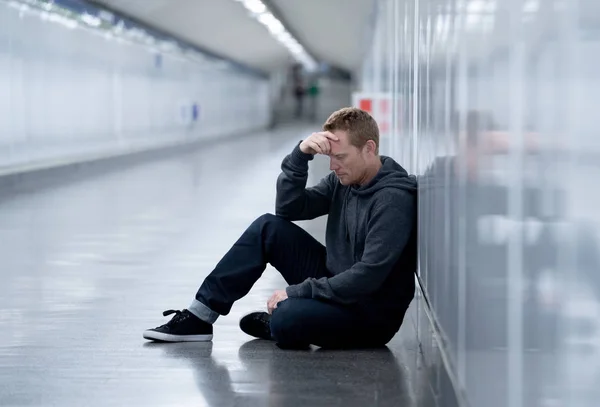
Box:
[350,155,418,196]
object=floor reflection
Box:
[146,340,415,407]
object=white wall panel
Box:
[0,0,270,168]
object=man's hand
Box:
[299,131,339,155]
[267,289,288,314]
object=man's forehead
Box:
[331,129,348,139]
[328,140,349,157]
[332,130,350,144]
[324,130,347,155]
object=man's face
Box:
[327,130,369,186]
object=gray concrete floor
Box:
[0,126,429,407]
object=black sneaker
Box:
[143,309,213,342]
[239,312,272,340]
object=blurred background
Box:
[0,0,599,406]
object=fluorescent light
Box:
[276,31,292,41]
[233,0,317,71]
[242,0,266,14]
[47,13,78,29]
[258,12,284,35]
[81,13,101,27]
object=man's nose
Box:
[329,159,338,171]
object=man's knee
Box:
[249,213,292,239]
[269,300,302,344]
[251,213,287,229]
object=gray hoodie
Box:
[276,143,418,315]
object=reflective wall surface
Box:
[360,0,600,406]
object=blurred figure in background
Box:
[292,63,305,119]
[307,76,320,122]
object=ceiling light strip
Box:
[234,0,317,71]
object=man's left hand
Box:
[267,289,288,314]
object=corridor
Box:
[0,126,425,407]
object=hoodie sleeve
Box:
[275,142,335,221]
[285,190,415,303]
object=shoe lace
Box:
[256,312,271,324]
[162,309,189,326]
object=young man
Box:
[143,107,418,349]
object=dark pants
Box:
[195,213,397,348]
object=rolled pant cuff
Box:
[188,299,219,324]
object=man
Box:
[143,107,418,349]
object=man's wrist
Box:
[298,142,312,155]
[286,282,312,298]
[292,142,314,162]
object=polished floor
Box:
[0,126,429,407]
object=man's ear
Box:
[365,140,377,155]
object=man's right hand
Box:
[299,131,339,155]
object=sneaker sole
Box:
[143,330,213,342]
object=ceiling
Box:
[269,0,376,72]
[90,0,375,75]
[92,0,290,73]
